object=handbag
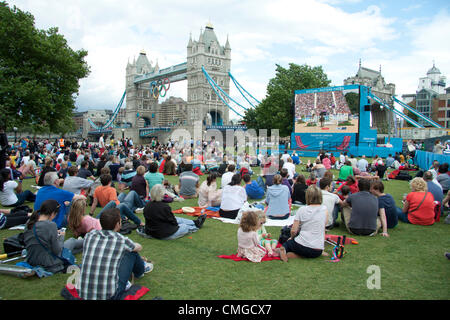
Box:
[33,225,75,267]
[408,192,428,214]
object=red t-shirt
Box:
[406,192,435,225]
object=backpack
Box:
[3,232,25,253]
[278,225,292,245]
[396,170,412,181]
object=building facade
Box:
[401,63,448,127]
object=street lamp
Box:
[121,128,125,140]
[13,127,17,143]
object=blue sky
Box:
[7,0,450,121]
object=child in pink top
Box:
[68,195,102,237]
[237,211,267,262]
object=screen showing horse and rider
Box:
[294,87,359,134]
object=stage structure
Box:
[291,84,442,157]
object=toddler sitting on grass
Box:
[237,211,267,262]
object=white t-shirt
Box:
[221,172,234,188]
[99,137,105,149]
[0,181,18,206]
[294,205,327,250]
[283,162,296,180]
[281,153,291,163]
[220,185,247,211]
[321,190,340,227]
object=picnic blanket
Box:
[174,205,299,227]
[61,284,150,300]
[172,206,220,218]
[325,234,359,245]
[213,214,296,227]
[217,253,281,262]
[218,243,283,262]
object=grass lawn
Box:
[0,159,449,300]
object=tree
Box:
[243,63,331,136]
[344,92,359,115]
[0,2,90,134]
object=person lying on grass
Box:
[276,185,328,262]
[79,208,153,300]
[67,195,101,238]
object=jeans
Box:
[396,208,410,224]
[111,251,145,300]
[1,210,29,229]
[118,191,145,213]
[97,200,142,225]
[162,217,199,240]
[6,190,36,207]
[63,238,84,255]
[267,213,290,220]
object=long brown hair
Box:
[67,197,87,233]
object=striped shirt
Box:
[79,230,135,300]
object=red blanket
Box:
[61,284,149,300]
[218,253,281,262]
[173,206,220,218]
[325,234,358,245]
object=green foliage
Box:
[344,92,359,114]
[0,2,90,133]
[243,63,331,136]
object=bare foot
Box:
[322,251,329,257]
[278,247,288,262]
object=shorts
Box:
[283,239,322,258]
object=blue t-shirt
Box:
[378,194,399,229]
[245,181,265,199]
[34,186,74,229]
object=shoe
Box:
[135,207,144,214]
[194,214,207,229]
[143,261,154,274]
[174,197,185,202]
[125,281,132,291]
[446,253,450,260]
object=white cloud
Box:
[6,0,449,119]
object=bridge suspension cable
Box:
[228,72,261,107]
[202,66,246,117]
[88,90,126,130]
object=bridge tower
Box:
[186,23,231,126]
[125,50,159,130]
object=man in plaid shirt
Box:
[79,208,153,300]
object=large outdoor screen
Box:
[294,87,359,134]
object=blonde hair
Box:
[67,197,87,233]
[273,174,282,185]
[136,165,146,176]
[255,210,266,224]
[410,177,427,192]
[306,185,322,205]
[240,211,260,232]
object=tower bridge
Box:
[88,23,246,143]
